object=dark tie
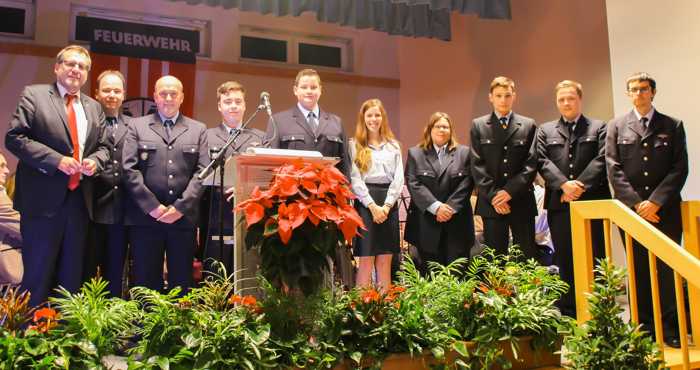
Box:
[499,116,508,130]
[65,94,80,190]
[106,117,117,137]
[641,117,649,128]
[164,119,174,140]
[307,112,318,131]
[567,121,575,137]
[230,128,240,137]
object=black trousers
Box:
[129,224,196,295]
[419,227,468,275]
[482,213,536,260]
[619,210,681,338]
[86,223,129,298]
[20,187,88,307]
[548,209,605,318]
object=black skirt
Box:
[353,183,400,257]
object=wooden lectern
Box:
[226,148,339,293]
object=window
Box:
[0,0,35,38]
[239,26,352,71]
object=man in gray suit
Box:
[5,45,109,306]
[200,81,264,274]
[89,70,132,297]
[122,75,208,294]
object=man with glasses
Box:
[606,72,688,348]
[5,45,109,306]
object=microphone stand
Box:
[199,105,263,273]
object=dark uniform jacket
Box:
[404,145,474,255]
[470,112,538,218]
[122,113,209,228]
[93,113,132,224]
[537,115,610,211]
[265,105,351,179]
[5,83,109,220]
[606,109,688,211]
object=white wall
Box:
[606,0,700,200]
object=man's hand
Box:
[560,180,585,201]
[491,190,512,207]
[80,159,97,176]
[436,203,455,222]
[635,200,661,223]
[157,206,184,224]
[58,156,81,175]
[494,203,511,215]
[149,204,168,219]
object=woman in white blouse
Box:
[349,99,403,292]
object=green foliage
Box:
[128,266,278,370]
[564,259,664,370]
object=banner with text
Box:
[75,16,199,64]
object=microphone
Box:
[259,91,272,116]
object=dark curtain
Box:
[168,0,511,41]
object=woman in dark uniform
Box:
[404,112,474,274]
[349,99,403,292]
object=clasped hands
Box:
[149,204,184,224]
[560,180,585,203]
[58,156,98,176]
[491,190,512,215]
[635,200,660,223]
[368,203,391,224]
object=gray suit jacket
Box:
[122,113,208,228]
[265,105,351,179]
[5,83,109,219]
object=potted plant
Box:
[563,259,664,370]
[235,161,364,295]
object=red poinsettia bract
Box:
[235,161,365,245]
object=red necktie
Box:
[65,94,80,190]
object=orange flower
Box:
[241,295,257,307]
[361,288,381,304]
[29,307,59,334]
[228,294,243,305]
[33,307,57,322]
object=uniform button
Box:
[114,172,119,176]
[169,174,173,179]
[169,190,174,195]
[113,185,118,189]
[643,156,648,161]
[644,171,648,176]
[569,164,573,168]
[645,186,650,190]
[503,146,508,150]
[503,173,508,177]
[486,140,491,144]
[113,160,118,164]
[113,148,118,152]
[503,159,508,163]
[168,160,173,164]
[423,172,428,175]
[168,145,173,150]
[643,142,648,147]
[191,148,196,152]
[568,154,573,158]
[314,139,318,143]
[569,175,574,179]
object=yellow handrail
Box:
[571,199,700,369]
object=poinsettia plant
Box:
[235,161,365,295]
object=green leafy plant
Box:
[128,266,279,370]
[564,259,664,370]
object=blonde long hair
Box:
[353,99,397,174]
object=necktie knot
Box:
[106,117,117,126]
[499,116,508,129]
[307,112,318,130]
[641,117,649,127]
[230,128,240,136]
[65,94,76,106]
[164,119,174,128]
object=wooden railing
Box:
[571,199,700,370]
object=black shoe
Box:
[664,337,681,348]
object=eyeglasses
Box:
[61,60,90,72]
[628,86,651,94]
[433,125,451,130]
